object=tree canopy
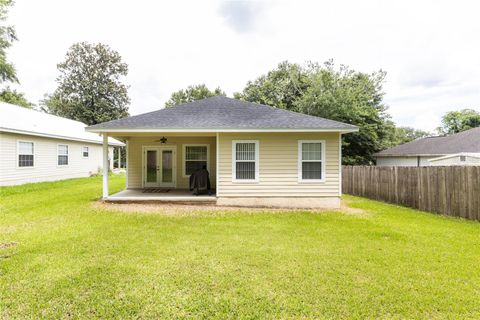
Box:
[0,0,17,84]
[165,84,225,107]
[235,61,396,165]
[437,109,480,135]
[391,126,431,145]
[234,61,307,111]
[42,42,130,125]
[0,87,34,108]
[0,0,34,108]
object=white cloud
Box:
[7,0,480,131]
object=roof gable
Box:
[87,96,357,132]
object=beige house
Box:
[86,97,358,208]
[0,102,124,186]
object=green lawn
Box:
[1,175,480,319]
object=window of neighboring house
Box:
[58,144,69,166]
[83,146,89,158]
[18,141,34,167]
[232,140,259,182]
[298,140,325,182]
[184,145,208,176]
[460,155,466,162]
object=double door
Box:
[144,147,176,188]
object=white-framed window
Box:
[232,140,259,183]
[58,144,69,166]
[298,140,325,182]
[82,146,89,158]
[183,144,209,176]
[17,141,34,167]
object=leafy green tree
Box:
[0,1,33,107]
[236,61,396,165]
[0,86,34,108]
[391,126,431,145]
[437,109,480,134]
[165,84,225,107]
[42,42,130,125]
[0,0,17,83]
[234,61,308,111]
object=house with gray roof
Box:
[374,127,480,167]
[86,96,358,208]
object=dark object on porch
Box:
[189,166,211,195]
[142,188,170,193]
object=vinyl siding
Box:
[217,132,340,197]
[429,155,480,166]
[0,132,114,186]
[126,136,216,189]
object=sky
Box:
[8,0,480,132]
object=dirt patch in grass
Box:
[0,242,18,249]
[91,201,367,217]
[339,204,367,216]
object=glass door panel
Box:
[161,150,173,183]
[146,150,158,183]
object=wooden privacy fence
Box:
[342,166,480,221]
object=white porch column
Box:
[216,132,219,196]
[125,140,129,188]
[102,133,109,198]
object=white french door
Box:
[143,147,176,188]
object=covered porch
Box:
[100,132,218,202]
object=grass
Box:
[1,175,480,319]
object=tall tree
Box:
[0,87,34,108]
[234,61,308,111]
[437,109,480,135]
[0,0,17,83]
[0,0,33,107]
[165,84,225,107]
[236,61,396,165]
[42,42,130,125]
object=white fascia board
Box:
[375,154,446,158]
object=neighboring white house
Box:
[0,102,124,186]
[375,127,480,167]
[428,153,480,166]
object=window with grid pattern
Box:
[299,141,323,181]
[233,141,258,181]
[83,146,89,158]
[184,145,208,176]
[18,141,34,167]
[58,144,69,166]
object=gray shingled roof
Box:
[87,96,357,131]
[375,127,480,156]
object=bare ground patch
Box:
[91,200,367,217]
[0,242,18,249]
